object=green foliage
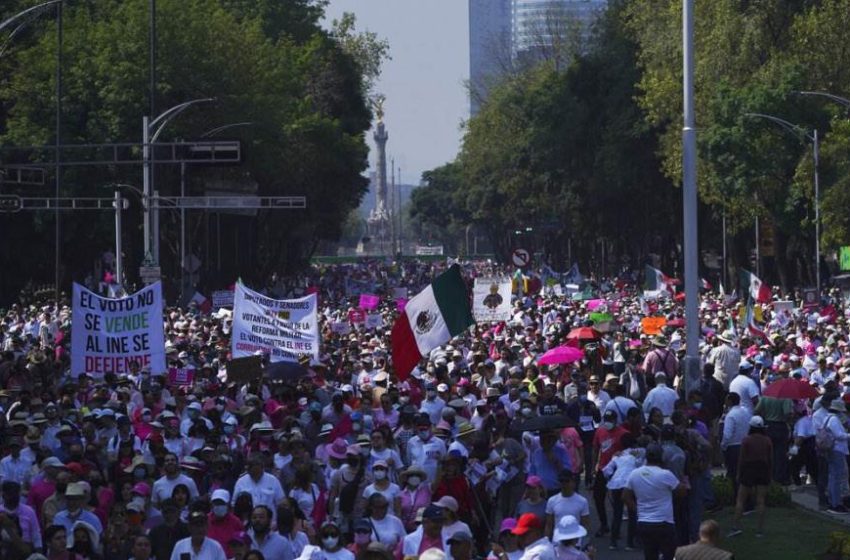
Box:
[711,475,734,507]
[0,0,382,298]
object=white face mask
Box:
[521,407,532,417]
[374,470,387,480]
[322,537,339,550]
[407,476,421,487]
[212,504,228,518]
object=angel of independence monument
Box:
[367,95,392,255]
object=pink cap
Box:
[132,482,151,497]
[525,475,544,488]
[500,518,517,533]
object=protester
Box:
[3,260,850,560]
[729,416,773,537]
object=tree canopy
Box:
[0,0,386,300]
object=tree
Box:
[0,0,381,300]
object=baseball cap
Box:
[422,505,445,521]
[211,489,231,503]
[433,496,458,512]
[500,518,517,534]
[447,530,473,545]
[511,513,543,535]
[525,475,544,488]
[132,482,151,497]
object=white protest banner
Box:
[365,314,384,330]
[473,277,512,322]
[232,283,319,363]
[331,322,351,335]
[71,282,165,377]
[212,290,234,308]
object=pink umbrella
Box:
[538,345,584,366]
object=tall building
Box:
[511,0,607,58]
[468,0,607,114]
[468,0,511,116]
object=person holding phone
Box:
[169,510,227,560]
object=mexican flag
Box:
[739,269,771,303]
[391,265,474,380]
[645,265,677,292]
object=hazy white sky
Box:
[322,0,469,184]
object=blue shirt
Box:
[530,446,572,491]
[52,508,104,535]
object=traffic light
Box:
[0,195,22,212]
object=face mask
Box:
[134,467,147,479]
[142,414,151,422]
[602,422,615,430]
[215,404,224,412]
[374,470,387,480]
[418,430,430,440]
[521,407,532,417]
[353,423,361,432]
[213,504,228,517]
[223,425,235,435]
[354,533,371,545]
[407,476,421,487]
[322,537,339,549]
[519,391,530,400]
[399,396,410,405]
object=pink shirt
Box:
[419,532,443,555]
[27,477,55,520]
[399,485,431,531]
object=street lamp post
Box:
[745,112,820,291]
[792,91,850,292]
[142,98,215,266]
[681,0,700,394]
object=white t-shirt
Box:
[289,484,320,519]
[729,375,760,412]
[544,492,590,521]
[363,482,401,504]
[368,514,407,547]
[169,536,227,560]
[151,474,199,506]
[232,472,285,515]
[323,548,355,560]
[625,465,679,524]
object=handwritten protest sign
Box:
[641,317,667,335]
[71,282,165,377]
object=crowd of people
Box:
[0,259,845,560]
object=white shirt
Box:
[368,514,407,547]
[603,449,645,490]
[249,530,294,560]
[151,473,199,506]
[519,536,557,560]
[729,375,760,413]
[0,454,33,486]
[545,492,590,521]
[793,415,816,439]
[588,390,610,412]
[604,397,638,424]
[625,465,679,524]
[169,536,227,560]
[232,472,285,515]
[708,344,741,388]
[420,397,447,425]
[642,385,679,418]
[823,413,849,455]
[406,435,446,484]
[721,405,752,449]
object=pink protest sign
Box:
[348,308,365,324]
[586,299,605,311]
[168,367,194,387]
[359,293,380,310]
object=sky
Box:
[322,0,469,186]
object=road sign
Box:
[139,265,161,285]
[0,195,22,212]
[511,248,531,268]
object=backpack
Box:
[338,465,365,514]
[816,415,837,453]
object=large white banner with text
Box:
[71,282,165,377]
[232,283,319,362]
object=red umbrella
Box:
[538,345,584,366]
[667,318,685,328]
[762,378,819,400]
[566,327,602,342]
